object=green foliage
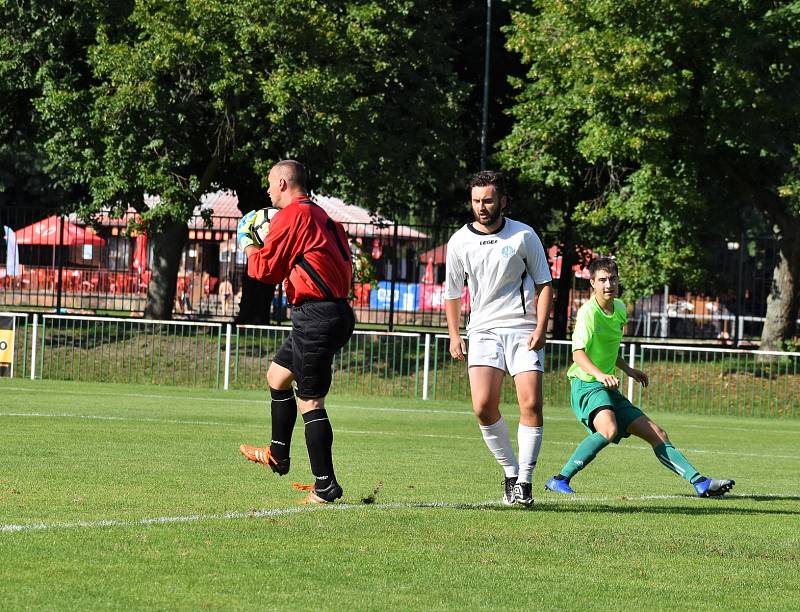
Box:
[16,0,468,228]
[500,0,800,299]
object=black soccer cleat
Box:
[503,476,518,506]
[513,481,534,507]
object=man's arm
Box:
[528,281,553,351]
[245,211,295,284]
[615,355,649,387]
[445,298,467,361]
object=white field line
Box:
[1,411,797,460]
[4,385,800,432]
[2,493,780,535]
[0,386,478,417]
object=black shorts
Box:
[272,300,355,399]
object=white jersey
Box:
[445,217,552,334]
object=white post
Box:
[9,316,15,379]
[30,314,38,380]
[422,333,431,401]
[738,317,744,344]
[627,343,636,402]
[223,323,232,391]
[660,284,669,339]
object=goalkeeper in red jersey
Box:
[237,160,355,504]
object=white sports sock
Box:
[517,424,543,484]
[479,417,519,478]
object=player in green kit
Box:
[545,257,735,498]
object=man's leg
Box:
[513,370,543,505]
[627,416,701,483]
[469,365,519,504]
[265,362,296,472]
[291,301,354,504]
[627,416,734,496]
[296,395,341,500]
[239,360,296,474]
[546,409,616,493]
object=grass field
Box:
[1,379,799,610]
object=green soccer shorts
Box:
[569,378,645,444]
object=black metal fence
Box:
[0,206,783,340]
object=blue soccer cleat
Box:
[544,476,575,494]
[694,477,735,498]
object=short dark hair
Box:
[273,159,308,192]
[588,257,619,279]
[468,170,508,198]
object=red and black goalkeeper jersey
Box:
[246,196,352,304]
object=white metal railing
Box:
[2,313,798,417]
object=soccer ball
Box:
[251,207,278,246]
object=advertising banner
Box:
[368,281,420,312]
[0,314,14,377]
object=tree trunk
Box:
[230,171,275,324]
[143,220,189,320]
[552,243,577,340]
[759,228,800,351]
[235,272,274,325]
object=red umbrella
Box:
[132,233,148,273]
[422,256,435,284]
[15,216,106,246]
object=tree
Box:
[29,0,469,319]
[500,0,800,347]
[0,0,120,218]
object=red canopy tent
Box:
[418,243,448,265]
[548,245,593,280]
[15,216,106,247]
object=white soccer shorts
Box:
[467,327,544,376]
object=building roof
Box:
[92,190,427,240]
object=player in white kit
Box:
[445,170,553,507]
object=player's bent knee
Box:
[652,424,669,442]
[597,425,617,441]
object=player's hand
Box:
[597,374,620,390]
[527,328,546,351]
[629,368,649,388]
[237,210,257,251]
[449,336,467,361]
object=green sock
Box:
[654,443,701,483]
[560,432,610,480]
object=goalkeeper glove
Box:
[237,210,258,251]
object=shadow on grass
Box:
[394,495,800,517]
[534,502,800,517]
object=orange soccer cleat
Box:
[239,444,290,475]
[292,481,343,504]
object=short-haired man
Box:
[545,257,735,497]
[237,160,355,504]
[445,170,553,506]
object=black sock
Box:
[555,474,569,482]
[269,387,297,462]
[302,408,336,489]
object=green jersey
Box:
[567,296,627,382]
